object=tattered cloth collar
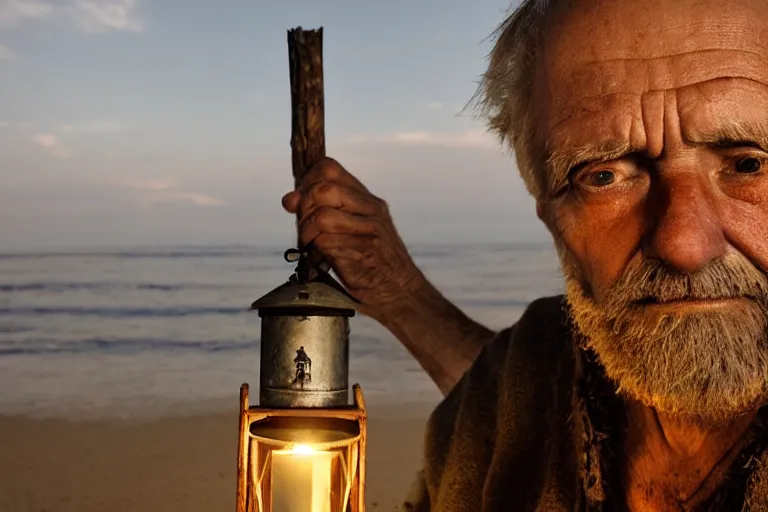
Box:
[571,336,768,511]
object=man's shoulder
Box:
[484,294,570,363]
[416,295,577,509]
[519,294,567,325]
[437,293,572,420]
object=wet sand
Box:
[0,402,431,512]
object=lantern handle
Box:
[284,246,331,284]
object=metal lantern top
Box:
[251,250,359,409]
[250,272,357,316]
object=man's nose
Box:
[643,174,727,274]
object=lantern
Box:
[235,250,367,512]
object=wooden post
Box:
[287,27,325,187]
[235,384,249,512]
[287,26,325,280]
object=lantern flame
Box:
[290,443,315,455]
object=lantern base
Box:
[259,387,349,409]
[236,384,367,512]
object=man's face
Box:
[535,0,768,424]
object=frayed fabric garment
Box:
[402,295,768,511]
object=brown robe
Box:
[403,295,768,511]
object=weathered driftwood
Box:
[288,26,326,280]
[288,27,325,188]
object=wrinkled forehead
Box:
[535,0,768,143]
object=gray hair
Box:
[471,0,554,200]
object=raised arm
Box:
[281,157,495,394]
[373,278,496,394]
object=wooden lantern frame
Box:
[235,383,367,512]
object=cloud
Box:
[57,120,125,134]
[0,0,52,27]
[126,179,226,207]
[422,101,444,111]
[69,0,143,33]
[131,178,176,192]
[344,129,500,151]
[32,133,73,158]
[0,45,15,61]
[32,133,58,147]
[171,192,226,206]
[0,0,143,33]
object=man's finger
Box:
[313,233,370,261]
[283,158,375,215]
[298,207,381,247]
[299,181,385,219]
[298,157,370,194]
[282,190,300,213]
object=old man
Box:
[282,0,768,509]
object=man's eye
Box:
[735,157,763,174]
[584,169,616,187]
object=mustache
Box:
[600,252,768,308]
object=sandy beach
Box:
[0,402,431,512]
[0,244,560,512]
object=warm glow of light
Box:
[290,444,315,455]
[249,419,361,511]
[272,448,334,512]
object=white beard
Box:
[559,248,768,426]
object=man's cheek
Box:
[549,217,598,295]
[551,207,645,298]
[720,202,768,277]
[548,205,601,284]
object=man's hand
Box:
[283,156,494,394]
[281,157,425,319]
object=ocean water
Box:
[0,243,563,419]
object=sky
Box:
[0,0,549,251]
